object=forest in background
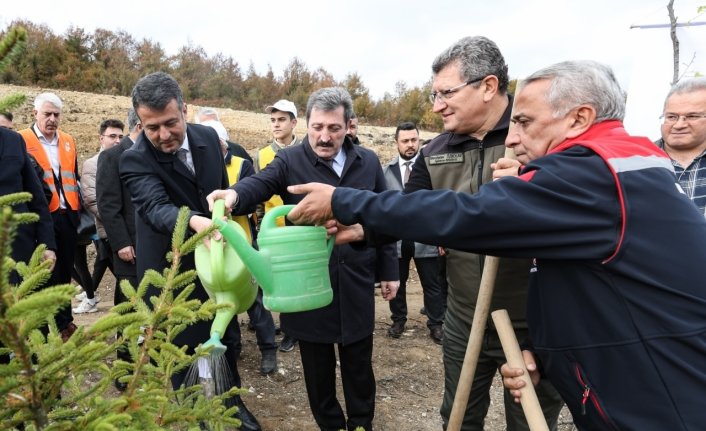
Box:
[0,20,461,130]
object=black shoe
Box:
[260,351,277,375]
[279,334,297,352]
[430,326,444,345]
[114,378,128,392]
[420,307,427,316]
[387,321,405,338]
[235,398,262,431]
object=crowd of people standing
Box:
[2,32,706,431]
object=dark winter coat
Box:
[332,121,706,430]
[233,136,398,345]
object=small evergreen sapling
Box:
[0,199,245,430]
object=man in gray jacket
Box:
[383,121,446,344]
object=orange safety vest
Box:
[19,127,80,212]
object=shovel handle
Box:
[447,255,500,430]
[492,309,549,431]
[447,146,516,431]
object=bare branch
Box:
[668,0,680,85]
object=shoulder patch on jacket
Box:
[428,153,464,165]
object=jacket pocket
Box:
[573,362,620,431]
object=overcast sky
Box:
[0,0,701,100]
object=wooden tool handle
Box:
[447,256,500,430]
[447,146,517,431]
[491,309,549,431]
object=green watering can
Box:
[215,204,334,313]
[195,200,257,355]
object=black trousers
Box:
[50,211,77,331]
[91,238,114,293]
[111,249,136,306]
[72,242,93,295]
[299,335,375,431]
[240,288,277,353]
[389,241,446,328]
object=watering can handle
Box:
[210,200,227,287]
[261,204,335,254]
[260,204,296,231]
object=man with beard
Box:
[383,121,446,344]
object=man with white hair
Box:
[286,60,706,431]
[195,107,252,163]
[656,77,706,215]
[19,92,80,341]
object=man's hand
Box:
[42,249,56,272]
[491,157,522,180]
[323,220,365,244]
[287,183,336,225]
[380,280,399,301]
[117,245,136,264]
[206,189,238,214]
[189,214,221,250]
[499,350,541,404]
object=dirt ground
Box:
[1,83,576,429]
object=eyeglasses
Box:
[660,113,706,124]
[429,76,486,104]
[101,133,124,139]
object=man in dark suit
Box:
[97,108,140,293]
[0,127,56,364]
[206,87,399,431]
[0,127,56,281]
[118,72,260,431]
[96,108,141,391]
[382,122,446,344]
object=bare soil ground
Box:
[1,83,576,430]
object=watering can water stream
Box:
[195,200,257,355]
[215,204,334,313]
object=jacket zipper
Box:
[574,365,618,429]
[477,140,486,276]
[477,140,485,192]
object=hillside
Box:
[0,84,438,165]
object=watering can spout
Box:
[215,217,272,292]
[195,199,258,356]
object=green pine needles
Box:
[0,26,27,113]
[0,197,244,430]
